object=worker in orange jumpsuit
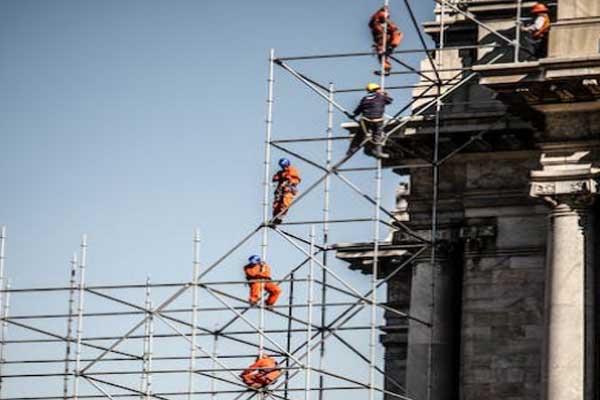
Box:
[272,158,301,225]
[244,255,282,307]
[240,354,281,389]
[522,3,550,59]
[369,6,403,74]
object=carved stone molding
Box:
[530,150,600,209]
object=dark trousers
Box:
[348,118,384,154]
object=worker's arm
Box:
[384,92,393,105]
[352,99,365,118]
[523,16,544,32]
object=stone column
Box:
[406,244,460,400]
[530,150,600,400]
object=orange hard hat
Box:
[531,3,548,13]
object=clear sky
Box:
[1,0,435,286]
[0,1,436,398]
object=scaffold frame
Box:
[0,1,538,400]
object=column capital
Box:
[530,150,600,209]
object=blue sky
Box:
[1,0,434,286]
[0,1,439,398]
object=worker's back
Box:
[273,166,301,186]
[244,262,271,279]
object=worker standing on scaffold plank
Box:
[522,2,550,59]
[240,354,282,389]
[369,6,403,75]
[346,83,392,159]
[244,255,282,308]
[271,158,301,225]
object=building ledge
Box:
[333,242,411,275]
[474,55,600,84]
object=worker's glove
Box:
[344,111,355,120]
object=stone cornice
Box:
[530,150,600,208]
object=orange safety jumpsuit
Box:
[244,262,282,306]
[240,355,281,389]
[272,166,302,220]
[369,7,404,73]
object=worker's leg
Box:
[260,370,282,386]
[248,282,261,305]
[534,36,548,59]
[241,371,260,387]
[264,281,282,306]
[346,123,366,156]
[371,120,389,159]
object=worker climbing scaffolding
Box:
[243,255,282,307]
[522,2,550,59]
[346,83,392,159]
[240,354,282,389]
[369,6,403,75]
[272,158,301,225]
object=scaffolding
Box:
[0,1,539,400]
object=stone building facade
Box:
[338,1,600,399]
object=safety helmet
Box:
[366,83,381,92]
[248,255,261,265]
[278,158,291,168]
[531,3,548,13]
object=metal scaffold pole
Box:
[515,0,523,62]
[141,276,151,399]
[73,235,87,400]
[63,254,78,400]
[370,2,388,399]
[0,227,5,320]
[188,229,200,400]
[318,83,334,400]
[0,281,10,397]
[260,48,276,362]
[284,271,295,399]
[305,226,315,400]
[145,297,154,400]
[210,327,219,400]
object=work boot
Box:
[271,217,283,225]
[372,144,390,159]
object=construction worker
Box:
[522,3,550,59]
[240,354,281,389]
[369,6,403,74]
[346,83,392,159]
[272,158,301,225]
[244,255,282,307]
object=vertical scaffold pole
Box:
[283,271,295,399]
[145,297,154,400]
[0,225,6,395]
[0,281,10,397]
[427,86,442,400]
[141,276,151,399]
[0,226,5,318]
[210,326,219,400]
[73,235,87,400]
[63,254,78,400]
[188,229,201,400]
[370,2,388,400]
[514,0,523,62]
[305,226,315,400]
[260,48,276,360]
[439,1,445,69]
[318,83,334,400]
[0,280,10,396]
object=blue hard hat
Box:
[248,255,261,264]
[279,158,291,168]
